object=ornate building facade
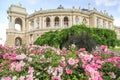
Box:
[6,4,114,46]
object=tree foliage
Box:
[65,32,96,52]
[90,28,117,47]
[34,24,117,50]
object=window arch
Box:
[30,20,34,29]
[15,37,22,46]
[15,18,22,31]
[108,22,111,28]
[75,16,79,24]
[46,17,50,27]
[96,18,99,27]
[103,20,106,27]
[82,18,87,24]
[54,17,60,27]
[64,17,69,27]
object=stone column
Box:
[111,23,113,29]
[43,17,45,29]
[41,16,43,29]
[39,17,41,29]
[106,21,108,29]
[69,16,72,27]
[73,15,76,25]
[94,16,97,28]
[104,21,106,28]
[87,18,90,26]
[22,18,26,31]
[10,17,15,30]
[28,21,31,31]
[50,16,54,28]
[9,16,12,29]
[34,18,37,29]
[60,16,63,28]
[100,19,102,27]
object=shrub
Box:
[0,45,120,80]
[116,40,120,47]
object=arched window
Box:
[108,22,111,28]
[54,17,59,27]
[46,17,50,27]
[15,37,22,46]
[15,18,22,31]
[103,20,106,27]
[96,18,99,27]
[31,21,34,29]
[82,18,87,24]
[64,17,69,27]
[76,16,79,24]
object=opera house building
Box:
[6,4,115,46]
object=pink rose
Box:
[18,76,25,80]
[75,59,79,64]
[15,61,25,72]
[3,77,12,80]
[51,76,61,80]
[0,68,2,72]
[16,54,26,60]
[28,66,34,74]
[117,64,120,68]
[68,58,75,66]
[3,53,9,59]
[78,48,86,52]
[90,63,99,70]
[60,61,66,67]
[66,68,72,75]
[109,57,120,63]
[26,74,33,80]
[100,45,107,51]
[15,64,21,72]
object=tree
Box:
[34,24,117,49]
[65,32,96,52]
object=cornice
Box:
[26,28,63,33]
[27,9,113,20]
[6,30,26,34]
[90,11,113,20]
[10,4,26,10]
[8,11,28,16]
[27,9,90,18]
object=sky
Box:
[0,0,120,45]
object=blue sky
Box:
[0,0,120,45]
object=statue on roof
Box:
[57,5,64,9]
[18,2,22,6]
[88,3,91,10]
[72,6,75,9]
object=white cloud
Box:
[0,23,8,45]
[114,18,120,26]
[95,0,117,6]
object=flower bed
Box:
[0,45,120,80]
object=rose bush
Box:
[0,45,120,80]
